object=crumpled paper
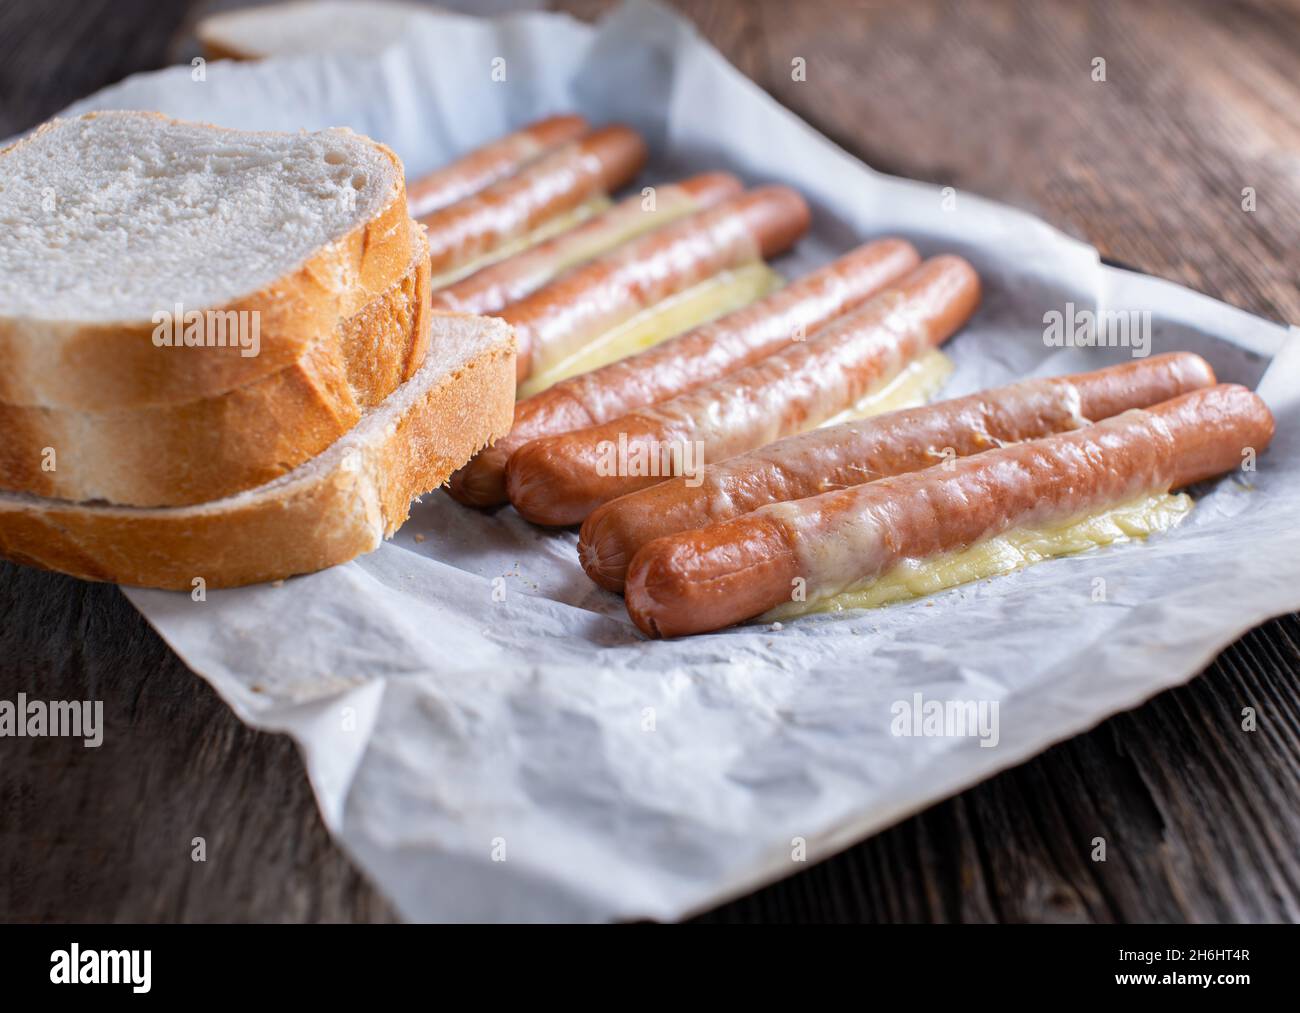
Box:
[48,0,1299,921]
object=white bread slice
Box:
[0,111,414,410]
[197,1,429,60]
[0,315,516,590]
[0,222,432,507]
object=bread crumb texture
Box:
[0,111,397,322]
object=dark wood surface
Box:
[1,0,1297,923]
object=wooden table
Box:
[2,0,1297,923]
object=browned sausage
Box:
[417,125,647,278]
[578,352,1217,590]
[625,383,1275,637]
[506,256,980,526]
[430,173,743,314]
[446,237,920,506]
[407,114,589,217]
[501,185,812,382]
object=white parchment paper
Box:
[50,0,1299,921]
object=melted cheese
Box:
[428,195,612,289]
[518,261,782,397]
[829,348,954,423]
[763,492,1193,620]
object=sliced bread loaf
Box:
[0,111,414,410]
[197,1,429,61]
[0,314,517,589]
[0,222,432,507]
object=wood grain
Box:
[1,0,1297,923]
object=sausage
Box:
[430,173,743,315]
[508,256,977,526]
[624,383,1275,637]
[579,351,1217,590]
[407,114,589,217]
[417,125,647,279]
[506,256,980,526]
[446,237,920,506]
[501,185,812,382]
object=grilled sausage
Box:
[579,352,1217,590]
[501,185,812,382]
[417,124,647,279]
[407,114,589,217]
[430,173,743,314]
[446,238,920,506]
[625,384,1275,637]
[507,256,980,525]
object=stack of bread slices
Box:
[0,111,515,589]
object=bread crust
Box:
[0,315,517,589]
[0,111,415,410]
[0,226,432,507]
[198,40,255,61]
